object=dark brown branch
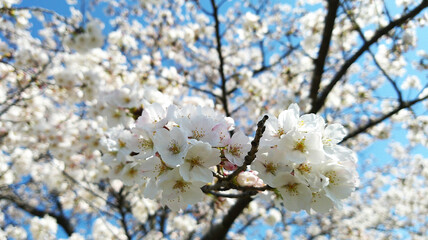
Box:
[309,0,340,106]
[310,0,428,113]
[340,1,403,103]
[253,45,297,76]
[0,192,75,236]
[210,0,231,116]
[341,94,428,143]
[201,196,253,240]
[116,187,132,240]
[201,182,272,196]
[227,115,269,181]
[0,59,51,117]
[0,6,68,23]
[237,214,261,234]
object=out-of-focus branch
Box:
[310,0,428,113]
[0,6,68,23]
[210,0,231,116]
[253,45,297,76]
[0,59,51,117]
[201,196,253,240]
[309,0,340,107]
[340,1,404,104]
[115,187,132,240]
[0,191,75,236]
[341,94,428,143]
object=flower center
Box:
[168,141,181,154]
[229,145,242,157]
[173,180,189,192]
[188,157,202,169]
[297,163,311,174]
[264,162,278,175]
[139,138,153,150]
[325,171,338,185]
[294,138,306,153]
[192,129,205,140]
[285,183,299,196]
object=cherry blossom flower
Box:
[263,103,299,142]
[179,142,220,183]
[322,163,356,206]
[153,127,189,167]
[236,171,260,187]
[224,131,251,166]
[251,147,292,186]
[280,130,324,164]
[272,172,312,212]
[158,169,205,211]
[178,114,221,146]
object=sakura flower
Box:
[136,103,173,132]
[108,160,126,180]
[296,114,325,132]
[139,156,172,199]
[264,208,282,226]
[401,75,422,90]
[263,103,299,142]
[179,142,220,183]
[153,127,189,167]
[127,128,155,160]
[224,131,250,166]
[158,169,205,211]
[212,122,231,147]
[106,86,140,108]
[100,128,133,162]
[121,163,145,186]
[178,114,220,146]
[322,163,356,206]
[103,107,133,127]
[251,147,292,186]
[30,215,58,240]
[272,172,312,212]
[293,162,326,192]
[323,123,347,144]
[236,171,259,187]
[311,190,334,213]
[280,130,324,164]
[139,155,171,180]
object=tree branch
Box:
[116,187,132,240]
[310,0,428,113]
[201,196,253,240]
[340,1,404,104]
[210,0,231,116]
[226,115,269,181]
[309,0,340,106]
[341,94,428,143]
[0,192,75,236]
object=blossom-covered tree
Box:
[1,0,427,239]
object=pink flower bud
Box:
[237,171,258,187]
[222,160,238,171]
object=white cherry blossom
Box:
[179,142,220,183]
[224,131,251,166]
[153,127,189,167]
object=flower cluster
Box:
[101,102,247,211]
[252,104,359,213]
[65,20,104,53]
[102,102,358,213]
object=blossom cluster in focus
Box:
[252,104,359,212]
[101,103,358,212]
